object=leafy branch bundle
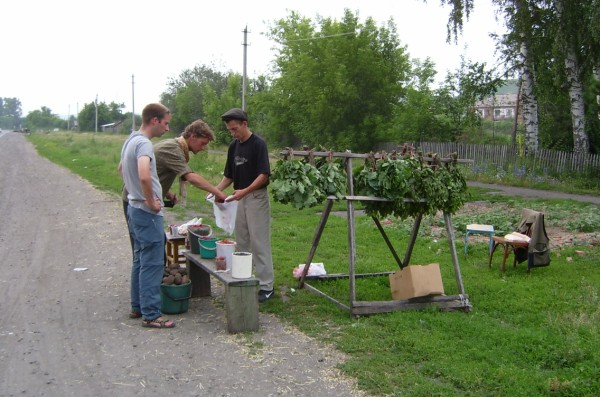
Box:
[315,157,347,200]
[354,153,468,219]
[271,155,347,209]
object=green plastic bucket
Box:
[199,236,217,259]
[160,282,192,314]
[188,225,212,254]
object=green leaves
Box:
[272,155,467,217]
[318,160,347,200]
[271,159,325,209]
[271,158,348,209]
[355,157,468,219]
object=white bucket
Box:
[231,252,252,279]
[216,240,236,270]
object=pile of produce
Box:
[162,265,189,285]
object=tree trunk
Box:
[564,50,590,154]
[519,37,539,153]
[594,66,600,119]
[555,0,590,155]
[512,78,522,145]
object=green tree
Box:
[77,101,124,132]
[25,107,65,131]
[265,9,411,151]
[160,64,230,133]
[0,97,23,130]
[448,0,599,153]
[395,58,448,142]
[435,58,502,141]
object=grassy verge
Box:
[28,132,600,397]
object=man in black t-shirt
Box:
[215,108,275,302]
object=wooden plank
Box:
[303,271,394,280]
[350,294,472,315]
[403,213,422,266]
[303,282,351,311]
[346,156,358,306]
[372,216,404,269]
[299,198,334,288]
[279,149,473,164]
[186,253,259,287]
[444,211,466,294]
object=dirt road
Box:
[0,132,365,397]
[467,181,600,204]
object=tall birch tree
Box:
[553,0,590,154]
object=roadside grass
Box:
[27,132,600,397]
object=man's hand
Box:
[165,191,178,205]
[225,189,246,202]
[147,197,162,212]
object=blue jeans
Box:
[127,206,165,320]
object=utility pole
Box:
[67,104,70,131]
[95,94,98,133]
[131,74,136,132]
[242,26,249,111]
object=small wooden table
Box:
[166,233,186,266]
[465,224,495,254]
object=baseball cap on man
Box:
[221,108,248,122]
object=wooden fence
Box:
[377,142,600,175]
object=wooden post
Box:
[444,211,465,295]
[187,258,212,297]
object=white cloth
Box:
[504,232,530,242]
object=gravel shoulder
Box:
[0,132,366,397]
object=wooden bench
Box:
[184,251,259,333]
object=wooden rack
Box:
[280,148,472,316]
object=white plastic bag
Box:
[292,262,327,278]
[177,217,202,235]
[207,195,237,235]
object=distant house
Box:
[474,80,520,121]
[101,120,124,133]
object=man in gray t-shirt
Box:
[121,132,163,214]
[118,103,175,329]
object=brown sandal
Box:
[129,311,142,319]
[142,317,175,328]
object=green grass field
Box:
[28,132,600,397]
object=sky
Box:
[2,0,504,118]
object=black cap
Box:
[221,108,248,122]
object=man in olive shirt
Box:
[122,119,227,252]
[154,119,227,205]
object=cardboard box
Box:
[389,263,445,300]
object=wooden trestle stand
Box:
[282,149,473,316]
